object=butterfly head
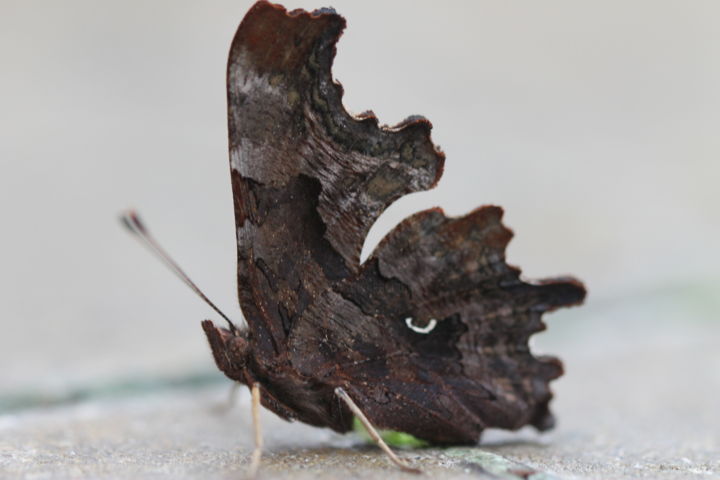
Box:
[201,319,251,382]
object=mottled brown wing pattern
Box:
[220,1,586,445]
[289,207,584,443]
[227,3,443,362]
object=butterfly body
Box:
[202,1,586,445]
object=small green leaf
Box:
[352,417,429,448]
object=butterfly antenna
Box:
[120,210,241,334]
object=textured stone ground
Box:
[2,290,718,480]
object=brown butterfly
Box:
[124,1,585,474]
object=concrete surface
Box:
[2,288,718,479]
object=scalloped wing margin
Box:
[227,1,444,271]
[289,205,585,442]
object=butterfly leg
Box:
[334,387,421,474]
[247,382,263,478]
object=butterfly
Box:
[124,1,585,474]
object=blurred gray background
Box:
[1,1,719,477]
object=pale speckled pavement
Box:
[2,288,718,479]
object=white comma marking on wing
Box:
[404,317,437,334]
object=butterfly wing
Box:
[227,3,443,362]
[289,207,585,443]
[227,2,585,444]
